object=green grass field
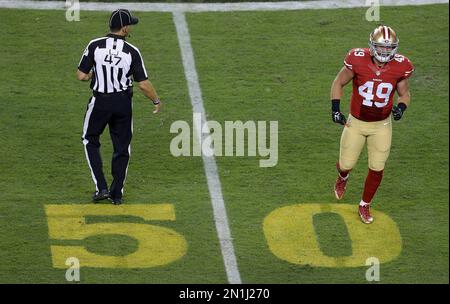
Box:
[0,3,448,283]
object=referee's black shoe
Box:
[92,189,110,202]
[109,197,122,205]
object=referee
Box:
[77,9,161,205]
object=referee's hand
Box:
[138,80,162,114]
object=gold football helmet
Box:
[369,25,399,63]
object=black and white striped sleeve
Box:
[130,47,148,82]
[78,42,95,74]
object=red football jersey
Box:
[344,48,414,121]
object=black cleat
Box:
[92,189,110,202]
[109,197,122,205]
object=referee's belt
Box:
[93,89,132,98]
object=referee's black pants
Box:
[82,90,132,200]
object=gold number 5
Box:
[45,204,187,268]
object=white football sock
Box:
[359,200,370,207]
[339,173,349,180]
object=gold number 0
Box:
[263,204,402,267]
[45,204,187,268]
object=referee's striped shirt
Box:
[78,33,148,93]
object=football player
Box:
[330,25,414,224]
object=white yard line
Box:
[0,0,447,12]
[172,11,242,284]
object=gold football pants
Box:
[339,114,392,172]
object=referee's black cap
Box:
[109,9,139,29]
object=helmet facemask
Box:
[369,26,399,63]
